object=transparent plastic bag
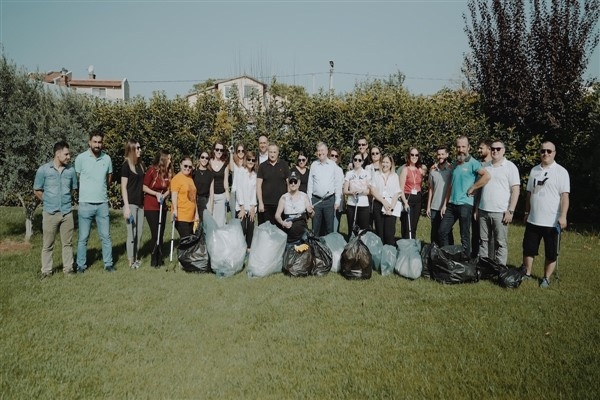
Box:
[380,244,397,277]
[360,231,383,271]
[395,239,423,279]
[247,222,287,277]
[203,210,246,277]
[321,232,347,273]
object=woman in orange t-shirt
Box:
[170,157,198,238]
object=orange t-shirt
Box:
[170,172,197,222]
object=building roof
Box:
[69,79,125,89]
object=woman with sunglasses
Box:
[235,151,258,250]
[208,141,230,227]
[398,147,426,239]
[292,151,310,193]
[143,150,173,267]
[343,152,371,234]
[370,154,401,245]
[275,171,314,246]
[229,142,246,212]
[171,157,198,238]
[121,139,145,269]
[193,150,214,218]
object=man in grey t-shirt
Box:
[426,145,453,245]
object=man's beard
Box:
[456,154,467,163]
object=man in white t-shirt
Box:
[522,141,570,288]
[478,141,520,265]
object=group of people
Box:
[34,132,569,288]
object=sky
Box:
[1,0,599,99]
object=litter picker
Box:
[405,204,412,240]
[151,196,163,267]
[169,214,176,262]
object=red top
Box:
[403,166,422,194]
[143,166,170,211]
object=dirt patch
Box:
[0,240,32,253]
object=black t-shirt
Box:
[211,163,226,195]
[293,166,309,193]
[193,169,214,198]
[257,160,290,205]
[121,163,144,206]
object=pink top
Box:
[403,166,422,193]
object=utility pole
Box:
[329,60,334,97]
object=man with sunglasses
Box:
[439,136,490,257]
[329,148,345,233]
[522,141,570,288]
[477,141,520,265]
[257,143,289,227]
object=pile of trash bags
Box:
[283,231,333,277]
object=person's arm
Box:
[224,165,230,203]
[34,189,43,202]
[171,191,178,221]
[208,181,215,214]
[275,196,291,229]
[441,180,452,217]
[398,167,409,210]
[121,176,131,219]
[558,192,569,229]
[256,177,264,212]
[307,167,314,201]
[503,185,520,224]
[107,173,112,188]
[237,172,247,219]
[523,191,531,223]
[467,168,490,196]
[426,175,434,218]
[305,192,314,215]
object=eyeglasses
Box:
[353,158,363,162]
[491,147,503,152]
[330,154,339,158]
[214,148,224,152]
[410,153,419,157]
[358,143,367,147]
[371,151,380,156]
[199,156,209,160]
[135,146,141,150]
[540,149,554,154]
[247,158,256,162]
[289,180,299,184]
[237,149,245,153]
[298,158,307,162]
[182,165,193,169]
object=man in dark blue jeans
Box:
[438,136,490,256]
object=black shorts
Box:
[522,223,559,261]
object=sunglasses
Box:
[540,149,553,154]
[298,158,307,162]
[358,143,367,147]
[330,154,339,158]
[491,147,503,152]
[237,149,245,153]
[410,153,419,157]
[371,152,380,156]
[247,158,256,162]
[353,158,363,162]
[289,179,299,184]
[199,156,209,160]
[214,148,224,152]
[182,164,193,169]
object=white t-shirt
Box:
[479,158,520,212]
[526,162,570,227]
[344,168,370,207]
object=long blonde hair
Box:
[124,139,144,173]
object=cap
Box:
[288,171,299,181]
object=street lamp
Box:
[329,60,334,95]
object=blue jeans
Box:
[77,202,113,270]
[312,195,335,237]
[438,203,472,255]
[430,209,454,246]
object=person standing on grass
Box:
[308,142,342,237]
[257,135,269,164]
[328,148,345,233]
[343,152,371,234]
[473,138,493,258]
[438,136,490,256]
[143,149,173,268]
[236,151,258,250]
[193,150,214,218]
[74,132,114,273]
[398,147,426,239]
[521,141,569,288]
[369,154,401,245]
[257,143,290,227]
[477,141,520,265]
[34,140,78,279]
[171,157,199,238]
[427,145,454,246]
[208,141,229,227]
[120,139,145,269]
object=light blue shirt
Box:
[307,158,342,206]
[450,155,482,206]
[74,149,112,203]
[33,161,78,215]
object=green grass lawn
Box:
[1,206,599,399]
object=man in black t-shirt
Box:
[257,143,290,227]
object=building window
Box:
[225,85,237,99]
[92,87,106,98]
[244,85,259,99]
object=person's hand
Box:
[473,208,478,222]
[258,202,264,213]
[502,211,513,225]
[426,207,431,218]
[307,204,314,214]
[558,216,567,230]
[237,209,246,219]
[123,207,131,220]
[284,220,293,229]
[155,192,162,203]
[249,207,256,222]
[440,204,446,218]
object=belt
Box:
[313,193,333,200]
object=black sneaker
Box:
[105,266,116,272]
[40,272,52,281]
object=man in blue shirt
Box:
[438,136,490,256]
[74,132,114,272]
[33,140,78,279]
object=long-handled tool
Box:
[169,214,176,262]
[151,197,163,267]
[554,223,561,285]
[351,193,359,236]
[405,204,412,240]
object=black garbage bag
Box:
[283,244,313,277]
[429,245,479,284]
[478,257,506,280]
[340,230,373,280]
[498,267,525,288]
[307,232,333,276]
[420,243,434,279]
[178,230,211,273]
